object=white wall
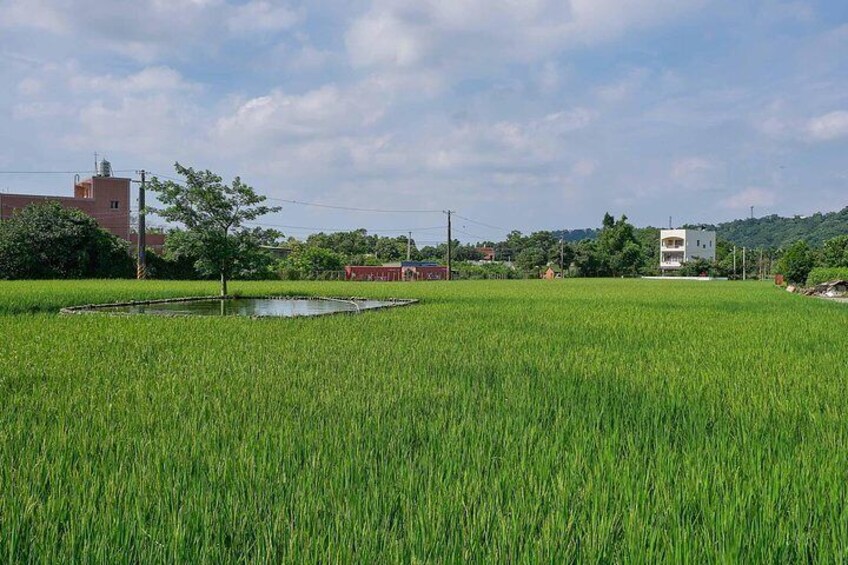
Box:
[685,230,716,261]
[660,229,716,268]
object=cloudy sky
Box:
[1,0,846,242]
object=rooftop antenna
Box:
[669,216,672,229]
[94,151,98,174]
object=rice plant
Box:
[1,279,847,561]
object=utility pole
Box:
[407,231,412,261]
[445,210,452,281]
[742,246,747,281]
[560,237,564,273]
[135,170,147,279]
[733,245,737,278]
[750,206,754,220]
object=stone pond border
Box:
[59,295,419,319]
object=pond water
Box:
[83,297,411,318]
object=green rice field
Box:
[2,279,848,561]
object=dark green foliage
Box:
[0,201,133,280]
[550,227,600,242]
[806,267,848,286]
[164,228,278,282]
[776,240,814,284]
[678,258,724,277]
[569,214,645,277]
[278,243,345,279]
[817,235,848,268]
[148,163,281,295]
[515,246,547,274]
[691,207,848,248]
[307,230,422,262]
[145,247,205,280]
[635,227,661,275]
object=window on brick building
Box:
[110,201,119,209]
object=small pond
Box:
[62,297,416,318]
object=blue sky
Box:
[1,0,846,242]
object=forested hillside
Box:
[700,207,848,249]
[555,207,848,249]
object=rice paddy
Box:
[2,279,848,561]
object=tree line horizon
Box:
[0,164,845,290]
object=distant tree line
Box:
[1,198,845,286]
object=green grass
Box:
[1,279,848,561]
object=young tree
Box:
[148,164,281,295]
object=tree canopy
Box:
[0,202,133,280]
[148,163,280,295]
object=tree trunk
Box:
[220,272,228,297]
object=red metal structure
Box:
[345,264,449,281]
[345,266,403,281]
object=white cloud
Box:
[70,66,200,95]
[215,84,387,145]
[1,0,846,233]
[345,0,706,71]
[346,12,428,68]
[806,111,848,142]
[597,68,650,103]
[671,157,713,180]
[0,0,302,63]
[571,159,597,177]
[227,1,301,34]
[0,0,66,32]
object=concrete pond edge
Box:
[59,295,420,319]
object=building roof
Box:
[401,261,441,267]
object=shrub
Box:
[0,202,133,279]
[776,240,814,284]
[806,267,848,287]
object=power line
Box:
[265,197,442,214]
[0,170,138,174]
[453,214,511,232]
[244,221,445,234]
[149,172,444,214]
[453,228,492,241]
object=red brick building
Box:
[0,165,165,252]
[476,246,495,261]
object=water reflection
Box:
[95,298,405,317]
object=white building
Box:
[660,229,716,272]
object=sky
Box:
[1,0,847,243]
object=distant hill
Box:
[553,207,848,249]
[686,206,848,249]
[550,228,599,242]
